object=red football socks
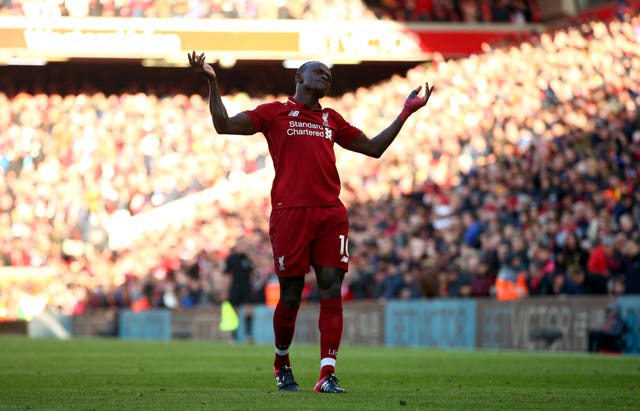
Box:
[318,297,343,378]
[273,301,299,370]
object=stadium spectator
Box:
[620,238,640,294]
[491,0,515,22]
[555,231,589,277]
[223,238,256,341]
[187,49,434,393]
[587,302,627,353]
[586,236,619,293]
[446,249,474,297]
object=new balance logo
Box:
[341,256,349,263]
[288,110,299,117]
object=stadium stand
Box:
[1,5,640,320]
[0,0,542,22]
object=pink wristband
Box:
[398,108,412,121]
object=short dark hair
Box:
[296,61,314,76]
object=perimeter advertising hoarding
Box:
[71,311,115,336]
[171,307,233,342]
[48,295,638,354]
[119,309,171,340]
[476,296,610,352]
[616,296,640,354]
[0,17,540,64]
[385,299,477,349]
[250,300,385,346]
[293,300,385,346]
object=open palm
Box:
[188,51,216,81]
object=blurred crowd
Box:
[0,0,543,23]
[2,13,640,320]
[366,0,542,23]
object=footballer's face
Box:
[297,61,332,96]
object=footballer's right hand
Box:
[188,51,216,81]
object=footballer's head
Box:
[296,61,332,97]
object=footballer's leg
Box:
[269,208,312,391]
[273,275,304,391]
[312,266,346,393]
[309,206,348,393]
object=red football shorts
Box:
[269,205,350,277]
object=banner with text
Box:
[0,17,541,64]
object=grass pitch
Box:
[0,336,638,410]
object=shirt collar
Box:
[287,96,323,111]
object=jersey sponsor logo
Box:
[286,119,333,141]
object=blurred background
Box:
[0,0,639,352]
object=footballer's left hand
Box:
[399,82,435,121]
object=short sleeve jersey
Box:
[245,97,362,209]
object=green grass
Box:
[0,336,638,410]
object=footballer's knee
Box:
[280,293,302,308]
[278,276,304,308]
[315,267,345,299]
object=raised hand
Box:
[399,82,435,121]
[187,51,216,81]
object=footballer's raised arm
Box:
[343,83,434,158]
[188,51,256,136]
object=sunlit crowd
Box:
[1,11,640,320]
[0,0,543,23]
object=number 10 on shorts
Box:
[339,234,349,261]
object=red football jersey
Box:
[245,97,362,209]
